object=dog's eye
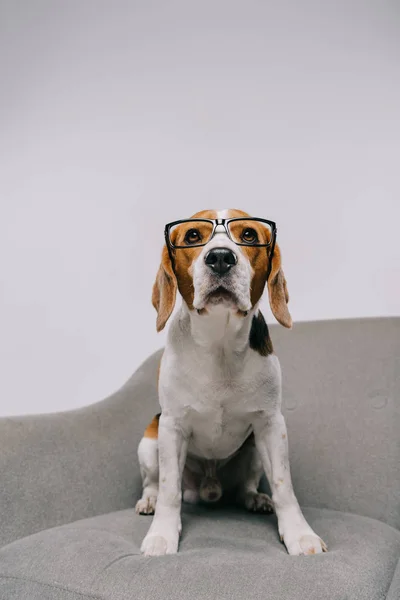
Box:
[241,228,258,244]
[184,229,201,245]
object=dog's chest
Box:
[187,406,252,460]
[182,373,262,460]
[161,335,281,460]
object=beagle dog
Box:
[136,209,327,557]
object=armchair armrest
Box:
[0,350,162,548]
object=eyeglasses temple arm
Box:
[265,227,277,282]
[164,227,177,272]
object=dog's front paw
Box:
[280,525,327,556]
[141,518,181,557]
[141,534,178,556]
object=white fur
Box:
[192,237,253,313]
[135,437,159,515]
[139,225,326,557]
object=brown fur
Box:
[152,246,177,332]
[152,208,292,330]
[226,209,292,328]
[172,209,218,309]
[143,413,161,439]
[266,243,292,328]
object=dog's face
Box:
[152,209,292,331]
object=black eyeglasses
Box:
[164,217,277,249]
[164,217,277,280]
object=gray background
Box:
[0,1,399,416]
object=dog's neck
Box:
[177,301,257,356]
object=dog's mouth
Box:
[205,286,238,306]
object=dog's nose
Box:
[204,248,237,275]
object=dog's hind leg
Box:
[238,445,274,513]
[135,416,160,515]
[224,434,274,514]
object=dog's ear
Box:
[152,245,177,332]
[267,243,292,329]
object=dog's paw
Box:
[280,529,327,556]
[140,518,181,557]
[135,495,157,515]
[141,534,178,556]
[244,492,274,514]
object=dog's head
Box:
[152,209,292,331]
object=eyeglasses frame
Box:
[164,217,277,282]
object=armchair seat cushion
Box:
[0,506,399,600]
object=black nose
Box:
[205,248,237,275]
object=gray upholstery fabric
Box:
[0,318,399,550]
[0,349,161,548]
[387,558,400,600]
[272,317,400,529]
[0,506,399,600]
[0,318,399,599]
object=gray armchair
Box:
[0,318,399,599]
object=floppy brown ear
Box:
[267,243,292,329]
[152,245,177,332]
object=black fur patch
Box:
[249,311,273,356]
